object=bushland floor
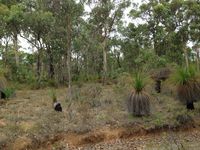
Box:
[1,80,200,150]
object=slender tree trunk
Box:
[37,49,42,81]
[196,48,199,71]
[85,45,90,81]
[184,46,189,69]
[102,39,107,85]
[117,52,121,68]
[65,15,73,121]
[86,52,89,81]
[13,33,19,67]
[47,47,55,79]
[3,40,9,67]
[49,58,54,79]
[66,15,72,103]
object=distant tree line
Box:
[0,0,200,87]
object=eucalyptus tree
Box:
[0,3,9,66]
[187,1,200,69]
[1,2,25,67]
[88,0,130,84]
[23,7,55,81]
[41,0,84,100]
[130,0,192,65]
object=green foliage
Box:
[50,89,57,103]
[2,87,15,99]
[115,72,133,93]
[173,66,197,85]
[15,65,36,84]
[30,78,57,89]
[0,0,200,88]
[135,50,168,71]
[133,73,145,93]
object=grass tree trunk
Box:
[155,80,161,93]
[187,102,194,110]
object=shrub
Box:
[176,114,194,125]
[127,73,150,116]
[2,88,15,99]
[49,89,57,103]
[115,72,133,92]
[134,50,168,71]
[73,84,102,108]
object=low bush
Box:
[2,88,15,99]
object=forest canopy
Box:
[0,0,200,87]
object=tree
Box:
[4,3,24,67]
[130,0,191,65]
[88,0,130,84]
[22,0,55,82]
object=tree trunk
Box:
[13,33,19,67]
[184,47,189,69]
[196,48,200,71]
[37,48,42,82]
[117,52,121,68]
[47,47,54,79]
[66,15,72,103]
[3,39,9,67]
[49,58,55,79]
[102,39,107,85]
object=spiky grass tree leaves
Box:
[127,73,150,116]
[173,66,200,110]
[133,73,145,93]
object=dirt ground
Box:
[0,81,200,149]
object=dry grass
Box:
[0,81,200,149]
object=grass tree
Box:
[173,66,200,110]
[127,73,150,117]
[151,68,171,93]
